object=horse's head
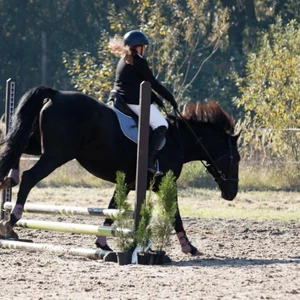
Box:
[205,133,240,200]
[181,101,241,201]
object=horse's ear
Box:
[182,102,196,119]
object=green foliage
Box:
[2,0,300,117]
[133,0,229,104]
[63,30,116,102]
[112,171,134,252]
[177,162,216,189]
[150,214,174,251]
[0,0,113,107]
[135,185,154,251]
[113,172,128,210]
[156,171,177,224]
[151,171,177,251]
[63,0,230,106]
[239,163,300,192]
[235,18,300,164]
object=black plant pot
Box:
[116,251,132,265]
[136,252,151,265]
[148,250,166,265]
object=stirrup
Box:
[148,159,163,177]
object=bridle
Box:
[206,138,239,184]
[172,108,238,183]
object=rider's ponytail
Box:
[109,37,137,65]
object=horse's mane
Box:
[179,100,235,135]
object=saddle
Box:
[107,90,165,150]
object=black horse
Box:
[0,86,240,255]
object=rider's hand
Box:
[155,97,164,108]
[169,98,178,110]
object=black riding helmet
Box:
[123,30,149,47]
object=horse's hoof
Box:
[95,242,113,252]
[0,229,19,240]
[189,245,201,256]
[0,220,14,237]
[181,243,201,256]
[0,177,18,190]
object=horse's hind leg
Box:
[95,190,118,251]
[0,154,67,236]
[95,187,131,251]
[0,134,41,190]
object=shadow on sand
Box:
[169,256,300,267]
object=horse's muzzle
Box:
[221,190,237,201]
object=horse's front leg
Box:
[174,202,200,256]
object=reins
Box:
[166,106,235,182]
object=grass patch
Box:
[13,183,300,222]
[21,159,114,188]
[20,157,299,192]
[239,162,300,192]
[179,206,300,221]
[177,188,300,221]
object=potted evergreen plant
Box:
[135,188,154,265]
[112,171,134,265]
[149,171,177,265]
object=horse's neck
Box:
[179,123,223,163]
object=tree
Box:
[234,18,300,163]
[0,0,112,113]
[2,0,300,117]
[64,0,229,106]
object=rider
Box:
[109,30,178,175]
[0,31,177,188]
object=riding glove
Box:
[154,97,164,108]
[169,98,178,110]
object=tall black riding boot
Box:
[148,126,167,176]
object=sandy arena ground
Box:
[0,187,299,300]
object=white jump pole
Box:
[4,202,125,217]
[15,219,133,237]
[0,239,115,261]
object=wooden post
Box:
[134,81,151,232]
[1,79,16,220]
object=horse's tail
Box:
[0,86,57,179]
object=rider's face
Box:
[137,45,147,56]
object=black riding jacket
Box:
[113,54,175,105]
